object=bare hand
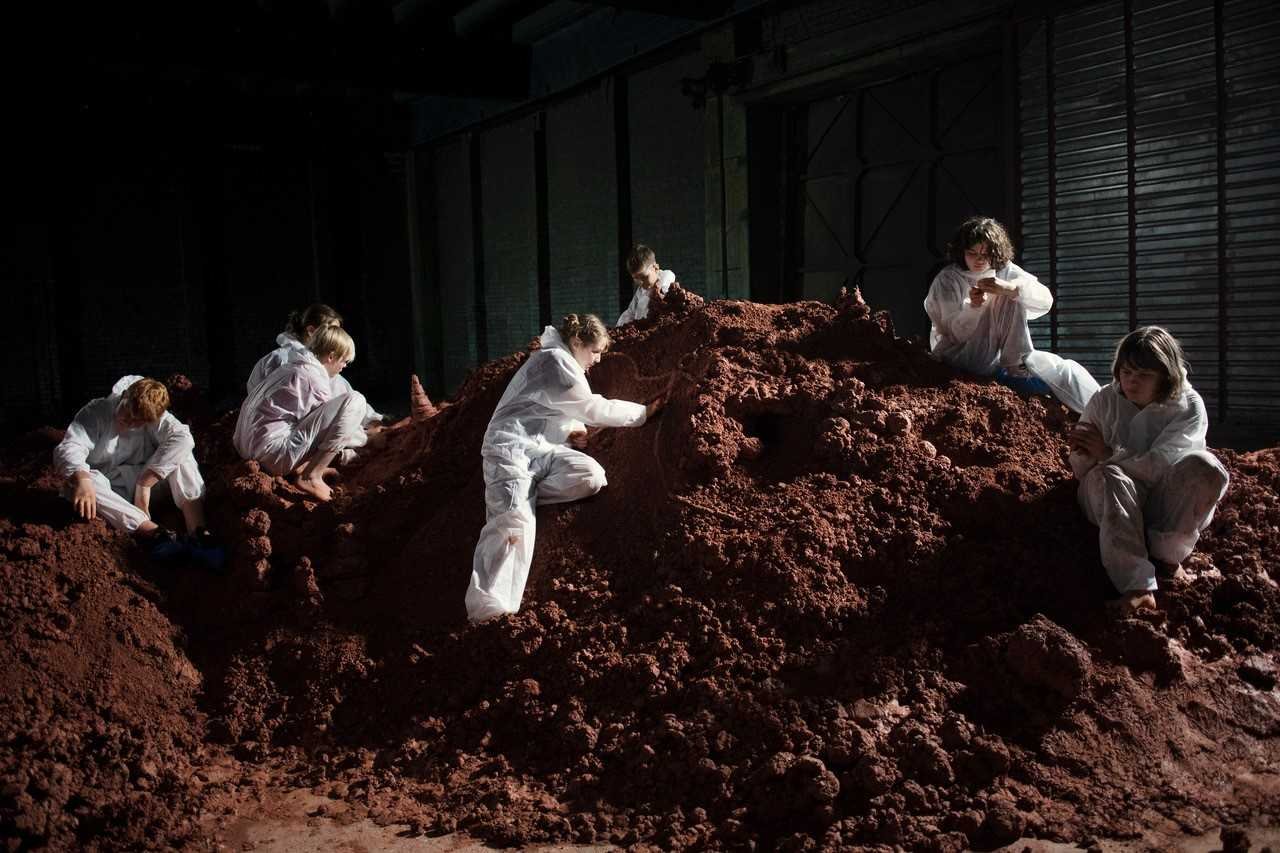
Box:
[976,277,1017,297]
[567,430,590,450]
[968,285,985,308]
[72,475,97,521]
[1068,422,1110,458]
[645,393,667,419]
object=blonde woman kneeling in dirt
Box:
[466,313,663,623]
[234,326,369,502]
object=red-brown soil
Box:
[2,288,1279,851]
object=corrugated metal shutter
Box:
[1224,0,1280,422]
[1020,0,1280,428]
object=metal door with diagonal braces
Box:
[795,51,1010,340]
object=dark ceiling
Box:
[12,0,735,103]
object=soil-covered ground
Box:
[2,288,1278,851]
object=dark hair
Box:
[285,303,343,343]
[559,313,610,350]
[626,244,657,275]
[1111,326,1187,402]
[945,217,1015,269]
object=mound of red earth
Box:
[3,288,1280,851]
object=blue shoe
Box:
[188,528,228,574]
[149,528,190,562]
[995,366,1052,396]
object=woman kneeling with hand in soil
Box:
[466,313,663,623]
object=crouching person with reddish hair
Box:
[54,376,221,565]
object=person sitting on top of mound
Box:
[234,325,369,502]
[54,376,222,563]
[246,302,386,431]
[1068,326,1229,615]
[924,216,1099,413]
[466,313,664,623]
[616,244,676,327]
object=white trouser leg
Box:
[1079,463,1157,593]
[531,446,607,505]
[1024,350,1101,414]
[154,453,206,507]
[263,391,369,475]
[65,470,149,533]
[464,448,608,622]
[467,457,537,622]
[1145,451,1229,565]
[936,297,1033,376]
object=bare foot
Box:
[1108,591,1159,618]
[294,475,333,502]
[1153,559,1186,582]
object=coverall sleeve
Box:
[616,291,642,327]
[53,403,104,481]
[545,355,647,428]
[144,414,196,479]
[1008,265,1053,320]
[1068,392,1108,480]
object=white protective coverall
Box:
[466,326,649,622]
[53,376,205,532]
[616,269,676,326]
[247,333,384,427]
[234,348,369,476]
[924,262,1099,413]
[1069,381,1229,594]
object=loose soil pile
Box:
[2,289,1279,851]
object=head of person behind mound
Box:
[560,313,610,373]
[308,325,356,379]
[286,303,343,345]
[946,215,1015,276]
[626,244,661,291]
[1110,325,1187,409]
[115,378,170,432]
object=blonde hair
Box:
[286,303,343,343]
[559,313,610,351]
[1111,326,1187,402]
[626,244,656,276]
[309,325,356,364]
[123,379,170,423]
[946,216,1015,269]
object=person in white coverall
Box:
[54,376,211,551]
[1068,326,1229,615]
[235,325,369,502]
[924,216,1099,413]
[616,244,676,327]
[466,313,664,623]
[246,302,385,430]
